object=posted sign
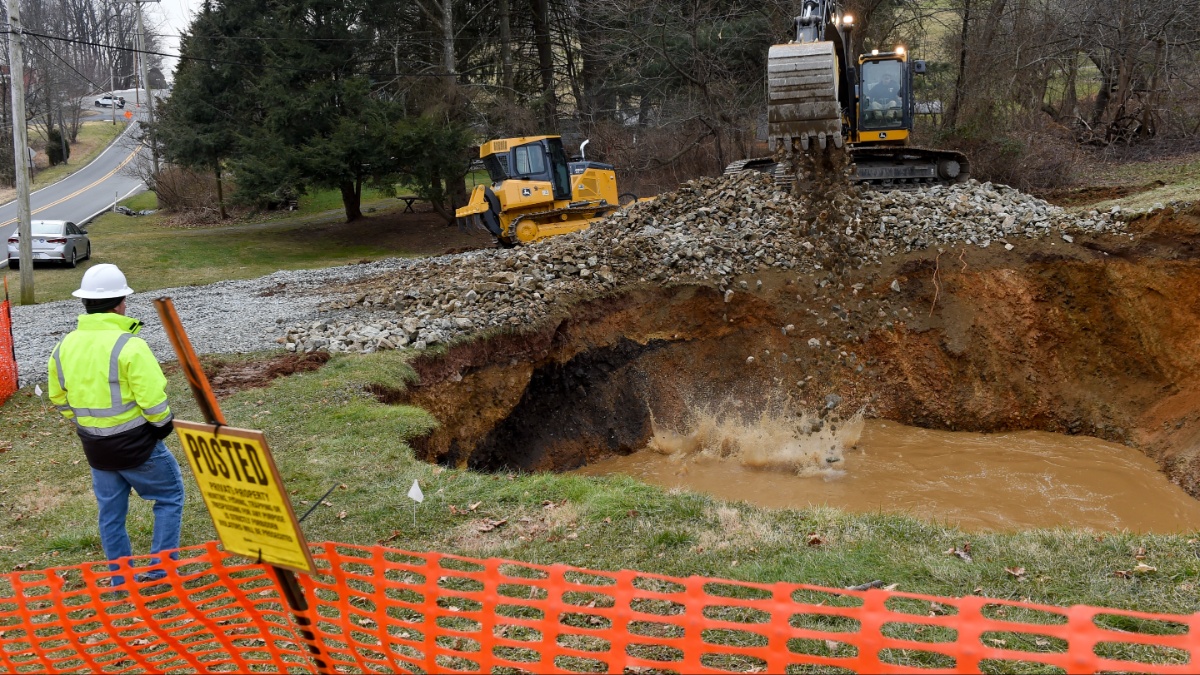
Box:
[174,421,315,574]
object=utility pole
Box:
[111,59,117,125]
[134,0,160,179]
[5,0,34,304]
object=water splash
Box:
[647,403,864,478]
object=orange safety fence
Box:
[0,277,17,406]
[0,541,1196,674]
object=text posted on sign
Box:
[173,421,315,574]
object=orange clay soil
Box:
[375,205,1200,500]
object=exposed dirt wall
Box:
[395,206,1200,496]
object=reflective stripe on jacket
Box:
[47,313,174,470]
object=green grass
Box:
[2,188,423,303]
[1,347,1198,626]
[1077,153,1200,213]
[31,120,129,188]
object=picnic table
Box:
[398,195,424,213]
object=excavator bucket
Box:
[767,41,842,152]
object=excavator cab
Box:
[857,54,913,143]
[457,135,625,246]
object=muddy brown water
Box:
[398,208,1200,532]
[575,419,1200,533]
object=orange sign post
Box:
[153,296,329,674]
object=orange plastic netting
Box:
[0,277,17,406]
[0,541,1195,673]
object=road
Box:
[0,89,152,247]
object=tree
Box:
[155,0,261,218]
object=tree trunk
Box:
[1141,38,1165,138]
[214,161,228,220]
[530,0,557,129]
[1060,56,1077,121]
[341,180,363,222]
[947,0,971,129]
[499,0,514,98]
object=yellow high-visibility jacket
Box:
[47,313,174,470]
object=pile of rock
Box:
[279,173,1122,355]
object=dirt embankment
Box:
[385,206,1200,497]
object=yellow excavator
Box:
[725,0,969,188]
[456,136,637,246]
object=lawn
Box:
[1,347,1197,633]
[2,188,489,304]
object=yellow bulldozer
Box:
[456,136,638,246]
[726,0,970,188]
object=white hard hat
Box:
[72,264,135,299]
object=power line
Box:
[28,34,111,96]
[14,28,503,79]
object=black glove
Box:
[150,419,176,441]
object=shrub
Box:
[46,129,70,166]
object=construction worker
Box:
[47,264,183,585]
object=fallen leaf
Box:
[825,640,839,652]
[986,638,1007,647]
[477,518,508,533]
[337,510,347,520]
[469,501,482,511]
[1005,566,1026,578]
[377,530,401,545]
[945,546,973,563]
[1035,638,1050,648]
[731,560,739,567]
[321,500,333,508]
[806,533,824,547]
[1132,563,1156,574]
[882,583,899,591]
[1113,570,1130,579]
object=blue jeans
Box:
[90,441,185,584]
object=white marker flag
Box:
[34,384,42,397]
[407,479,424,503]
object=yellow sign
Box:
[174,421,315,574]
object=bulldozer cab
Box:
[480,136,573,202]
[859,56,910,135]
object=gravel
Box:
[10,173,1130,385]
[9,259,446,386]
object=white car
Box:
[95,95,125,109]
[6,220,91,268]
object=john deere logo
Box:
[879,132,887,139]
[521,188,532,197]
